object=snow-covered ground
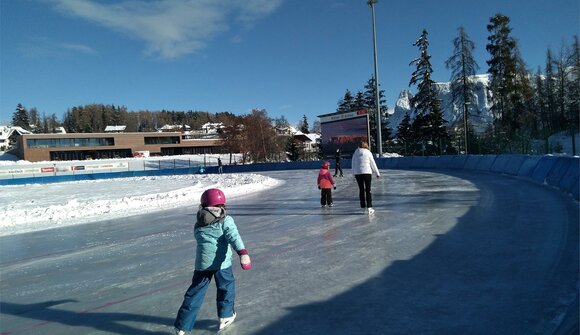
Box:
[0,152,282,236]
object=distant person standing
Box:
[334,149,343,177]
[351,142,380,214]
[218,157,223,174]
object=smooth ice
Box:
[1,169,578,335]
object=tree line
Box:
[333,13,578,155]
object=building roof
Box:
[104,125,127,132]
[0,126,32,140]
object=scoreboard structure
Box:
[318,109,370,159]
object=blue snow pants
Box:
[174,266,235,332]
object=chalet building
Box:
[0,126,32,151]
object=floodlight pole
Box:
[368,0,382,156]
[463,101,469,154]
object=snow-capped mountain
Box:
[389,74,495,135]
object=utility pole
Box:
[368,0,382,156]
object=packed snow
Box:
[0,153,283,236]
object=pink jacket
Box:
[317,168,335,189]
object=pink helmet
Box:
[200,188,226,207]
[322,161,331,169]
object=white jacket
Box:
[351,148,380,176]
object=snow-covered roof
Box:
[104,125,126,132]
[293,131,320,142]
[0,126,32,140]
[201,122,223,130]
[160,124,191,131]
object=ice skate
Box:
[367,207,375,215]
[174,328,185,335]
[219,312,236,332]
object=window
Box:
[27,137,114,148]
[144,136,180,145]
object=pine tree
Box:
[299,115,310,134]
[396,111,413,155]
[337,90,355,114]
[568,36,580,143]
[363,76,390,152]
[486,13,518,140]
[533,67,547,136]
[543,49,557,134]
[445,26,479,153]
[353,91,366,111]
[409,29,448,155]
[12,103,30,130]
[285,137,301,161]
[512,46,535,148]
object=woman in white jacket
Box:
[351,141,380,214]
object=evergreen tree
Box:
[396,111,413,155]
[445,26,479,153]
[512,45,535,150]
[285,137,301,161]
[353,91,366,111]
[337,90,355,114]
[409,29,449,155]
[299,115,310,134]
[533,67,547,136]
[363,76,390,153]
[568,36,580,150]
[12,103,30,130]
[486,13,518,140]
[544,49,557,133]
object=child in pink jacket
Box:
[317,161,336,207]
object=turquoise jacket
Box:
[194,207,246,271]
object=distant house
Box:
[275,125,297,136]
[293,131,320,153]
[159,124,190,132]
[104,125,126,133]
[201,122,223,134]
[0,126,32,151]
[55,127,67,134]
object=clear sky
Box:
[1,0,578,127]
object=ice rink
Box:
[1,169,578,335]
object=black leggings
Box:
[321,188,333,206]
[355,174,372,208]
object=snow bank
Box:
[0,173,282,236]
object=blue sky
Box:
[1,0,578,127]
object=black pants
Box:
[334,162,343,176]
[320,188,333,206]
[355,174,372,208]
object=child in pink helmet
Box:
[174,188,251,334]
[317,161,336,207]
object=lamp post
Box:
[463,101,469,154]
[368,0,382,156]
